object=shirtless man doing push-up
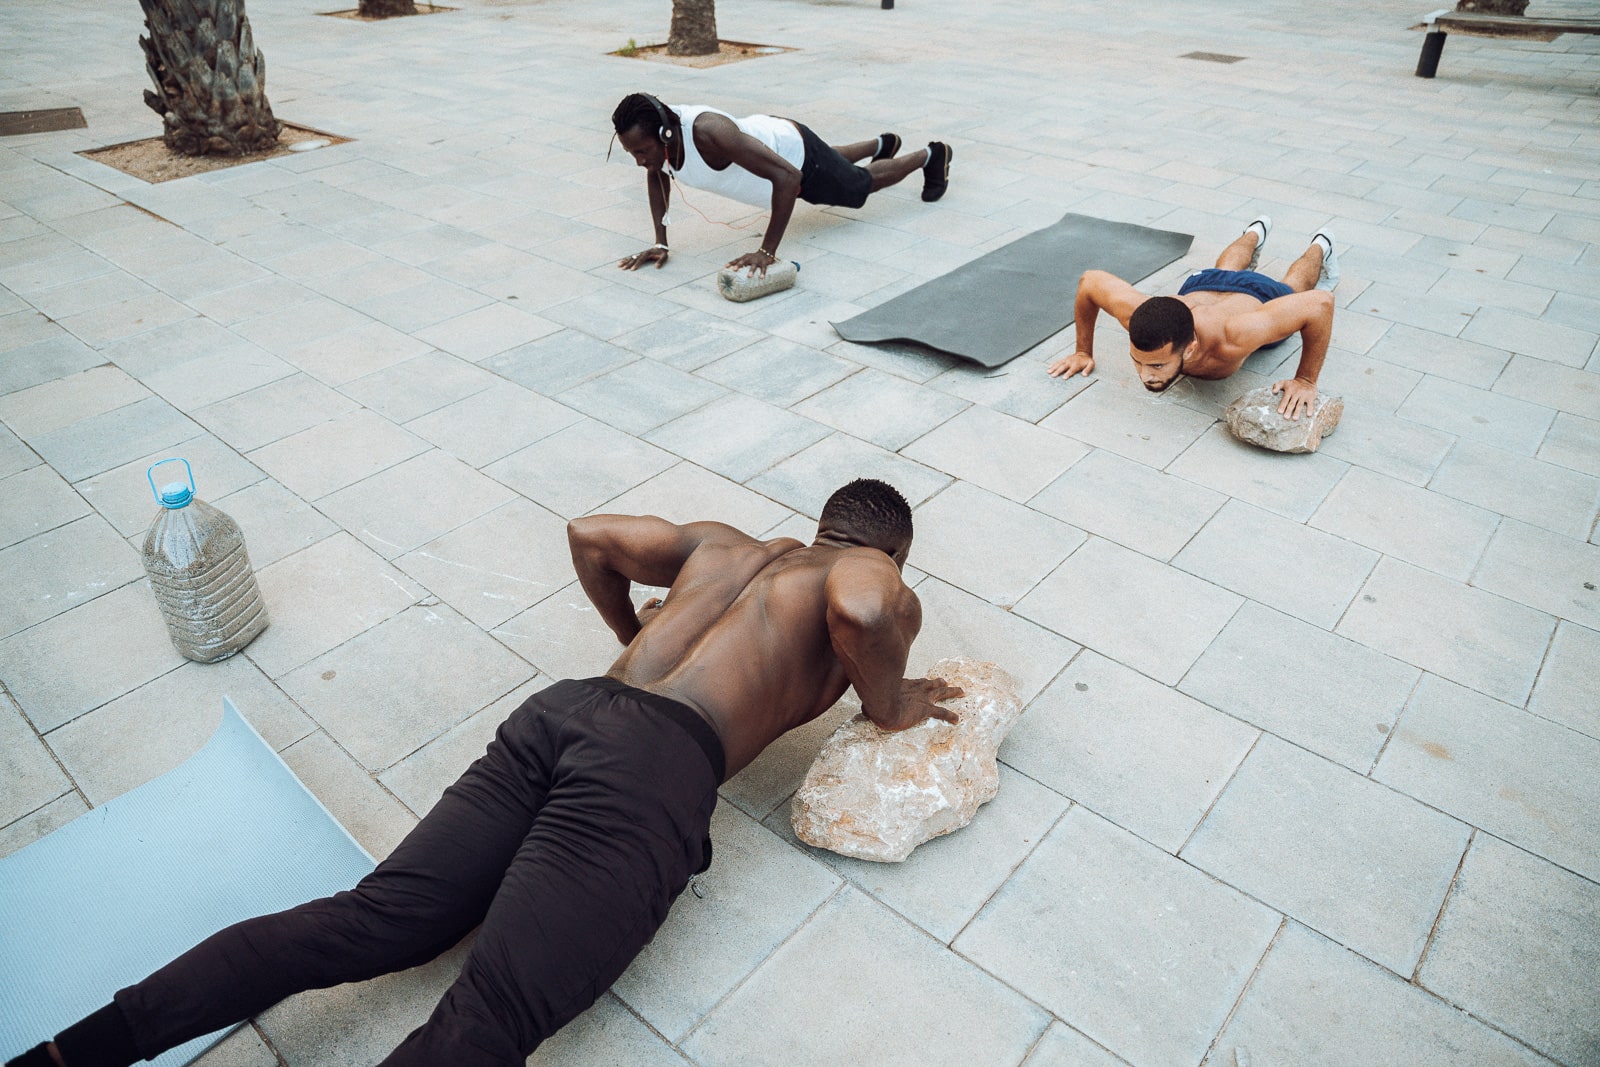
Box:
[10,479,959,1067]
[1046,217,1340,420]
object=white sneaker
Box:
[1312,229,1339,291]
[1244,215,1271,271]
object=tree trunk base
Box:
[1454,0,1529,13]
[161,117,281,157]
[358,0,419,17]
[668,0,718,55]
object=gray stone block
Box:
[902,405,1090,502]
[1338,557,1554,706]
[912,481,1084,606]
[1029,448,1225,562]
[1528,621,1600,739]
[1174,498,1377,628]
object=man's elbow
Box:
[566,518,605,560]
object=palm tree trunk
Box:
[359,0,419,16]
[668,0,718,56]
[139,0,279,156]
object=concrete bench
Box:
[1416,7,1600,76]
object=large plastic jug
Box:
[141,458,269,663]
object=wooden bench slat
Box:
[1434,14,1600,34]
[1416,9,1600,79]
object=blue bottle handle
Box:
[147,457,195,504]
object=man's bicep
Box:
[716,127,801,183]
[567,515,721,587]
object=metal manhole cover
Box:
[0,108,87,136]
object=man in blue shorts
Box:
[1045,217,1340,420]
[610,92,951,278]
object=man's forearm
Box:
[828,600,921,730]
[760,177,800,254]
[646,174,669,245]
[1074,281,1102,355]
[1290,314,1332,386]
[577,564,641,645]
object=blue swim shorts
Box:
[1178,268,1293,303]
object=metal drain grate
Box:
[1181,51,1247,64]
[0,108,87,136]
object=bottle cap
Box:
[148,458,196,509]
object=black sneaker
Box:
[873,132,901,161]
[921,142,951,202]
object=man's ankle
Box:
[52,1003,140,1067]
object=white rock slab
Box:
[1224,386,1343,453]
[792,657,1021,863]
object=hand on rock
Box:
[896,676,964,728]
[1272,377,1316,420]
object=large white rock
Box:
[1224,386,1344,453]
[791,657,1022,863]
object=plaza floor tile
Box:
[1005,652,1257,851]
[279,602,532,771]
[1181,736,1469,974]
[686,887,1048,1067]
[1015,537,1242,685]
[1180,602,1420,773]
[1337,558,1554,707]
[1212,922,1550,1067]
[1417,834,1600,1067]
[955,807,1279,1067]
[1375,674,1600,884]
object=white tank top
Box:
[667,105,805,208]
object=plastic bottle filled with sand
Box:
[141,458,270,663]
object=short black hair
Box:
[1128,296,1195,353]
[820,479,913,551]
[613,93,667,140]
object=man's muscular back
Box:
[568,504,959,779]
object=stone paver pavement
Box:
[2,0,1598,1064]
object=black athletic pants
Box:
[46,678,723,1067]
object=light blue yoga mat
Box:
[0,700,375,1066]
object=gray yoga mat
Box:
[833,213,1194,368]
[0,700,375,1066]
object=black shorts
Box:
[794,121,873,210]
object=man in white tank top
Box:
[610,92,951,276]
